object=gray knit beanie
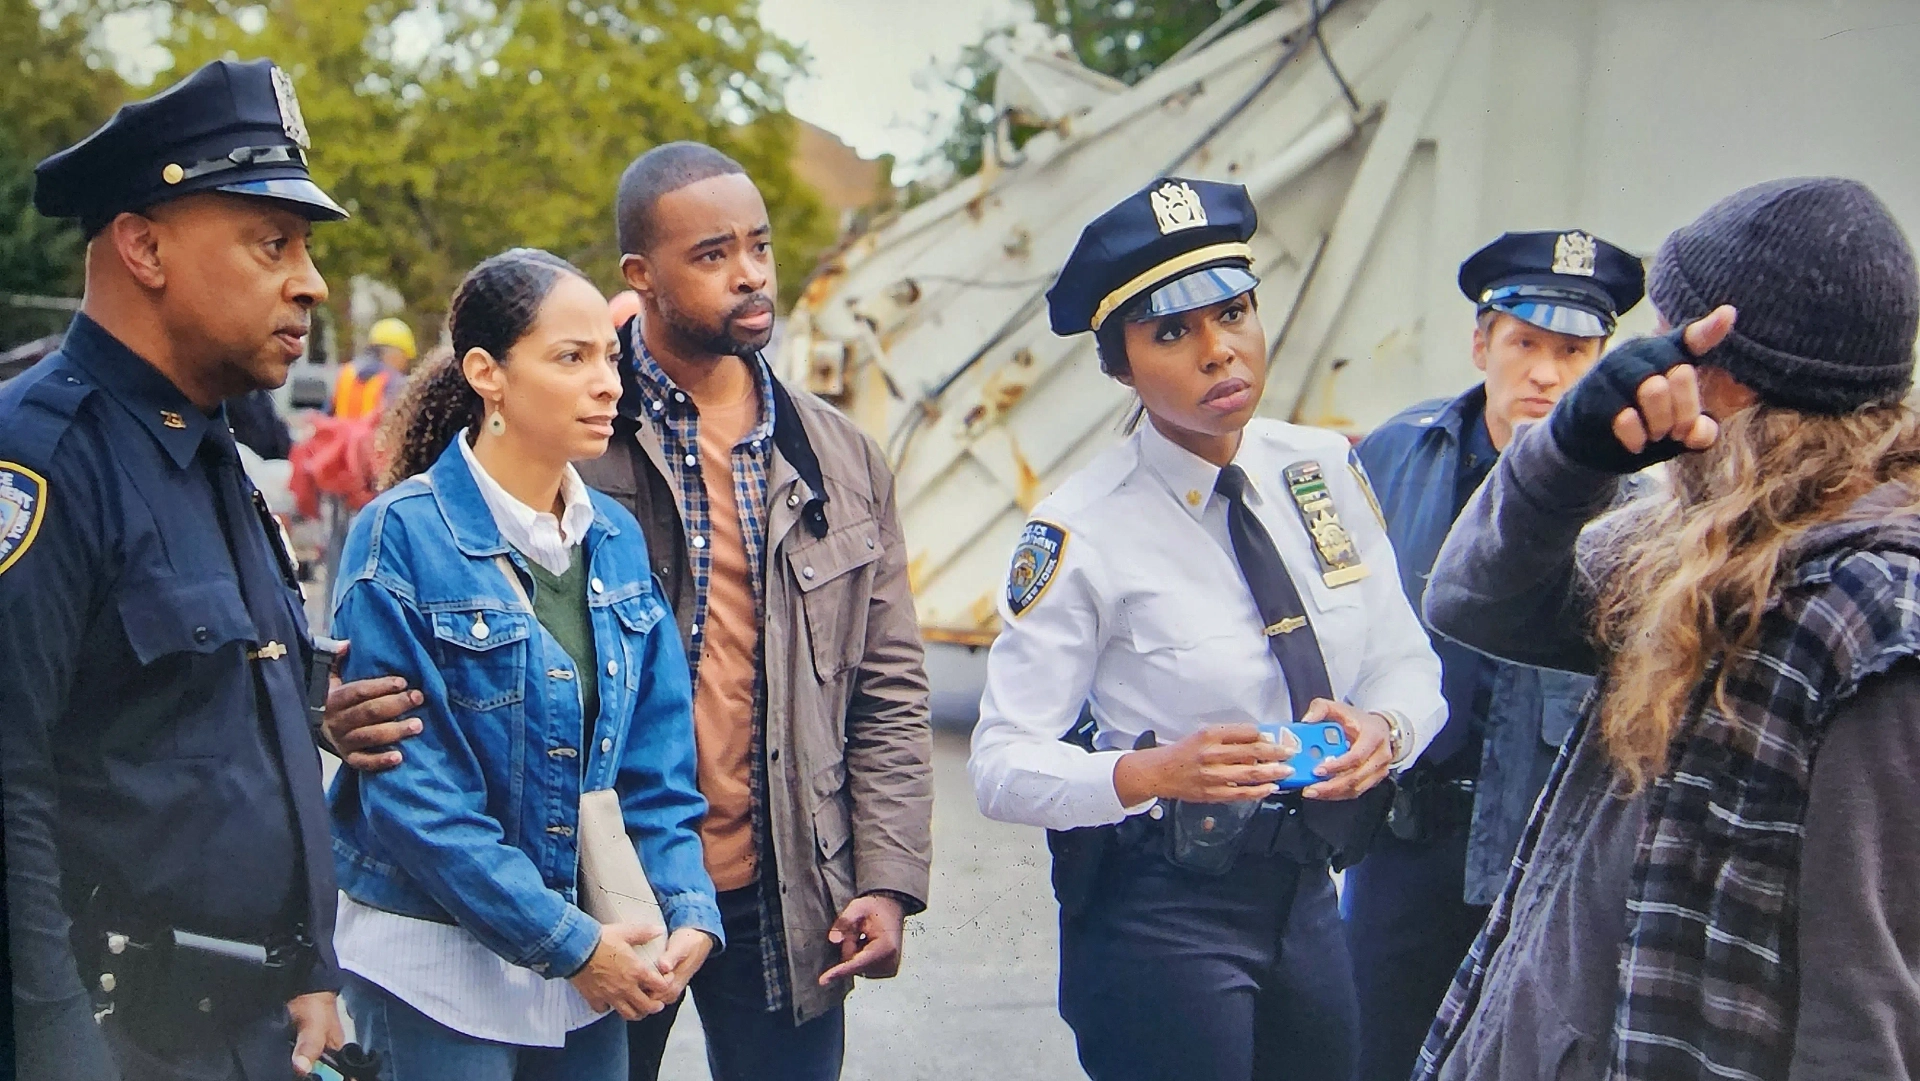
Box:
[1646,177,1919,413]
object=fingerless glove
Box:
[1547,328,1696,473]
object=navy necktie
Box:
[1215,464,1333,719]
[1215,463,1393,864]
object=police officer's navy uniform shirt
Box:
[1435,404,1501,772]
[0,314,338,1011]
[969,417,1446,831]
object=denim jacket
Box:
[1356,386,1590,904]
[328,440,721,980]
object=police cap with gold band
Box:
[1457,229,1644,339]
[1048,176,1259,336]
[34,57,348,235]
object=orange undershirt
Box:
[691,387,763,892]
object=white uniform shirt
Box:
[334,433,604,1047]
[969,418,1446,831]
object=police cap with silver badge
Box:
[1049,177,1260,336]
[34,58,348,233]
[1458,230,1643,338]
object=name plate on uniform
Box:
[1282,460,1369,588]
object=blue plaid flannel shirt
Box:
[631,335,790,1013]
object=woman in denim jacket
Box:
[328,249,720,1080]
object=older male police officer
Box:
[0,60,349,1081]
[1341,230,1644,1081]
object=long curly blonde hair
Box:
[1589,401,1920,792]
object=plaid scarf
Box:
[1420,490,1920,1081]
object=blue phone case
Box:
[1265,721,1350,789]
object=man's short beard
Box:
[655,289,773,359]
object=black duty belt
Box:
[1116,794,1332,875]
[74,887,317,1030]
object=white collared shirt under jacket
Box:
[969,417,1447,832]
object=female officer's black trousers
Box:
[1059,841,1359,1081]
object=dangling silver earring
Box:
[486,409,506,437]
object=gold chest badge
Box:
[1283,460,1369,588]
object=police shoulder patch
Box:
[1006,520,1069,617]
[0,462,48,576]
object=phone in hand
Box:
[1259,721,1351,790]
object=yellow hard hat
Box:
[368,317,417,360]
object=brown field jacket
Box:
[576,343,933,1023]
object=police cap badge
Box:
[1149,181,1209,235]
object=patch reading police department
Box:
[1007,520,1068,617]
[0,463,48,577]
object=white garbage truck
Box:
[776,0,1920,720]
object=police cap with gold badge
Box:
[33,57,348,234]
[1458,230,1644,339]
[1048,176,1260,336]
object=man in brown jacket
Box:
[323,142,934,1081]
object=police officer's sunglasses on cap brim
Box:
[1478,284,1613,338]
[1114,266,1262,325]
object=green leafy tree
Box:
[0,0,126,347]
[929,0,1281,180]
[138,0,831,330]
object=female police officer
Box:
[969,178,1445,1081]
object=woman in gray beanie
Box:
[1411,175,1920,1081]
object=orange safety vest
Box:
[330,365,390,420]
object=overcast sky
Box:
[755,0,1023,168]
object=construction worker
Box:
[328,316,415,419]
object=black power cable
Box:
[1310,0,1362,112]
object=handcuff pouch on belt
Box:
[1163,775,1394,874]
[1385,772,1477,844]
[1166,797,1266,875]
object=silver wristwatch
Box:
[1376,709,1415,768]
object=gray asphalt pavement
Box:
[657,729,1087,1081]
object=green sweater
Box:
[522,552,599,728]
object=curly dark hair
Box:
[380,248,590,487]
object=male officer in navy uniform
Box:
[0,59,350,1081]
[1341,230,1644,1081]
